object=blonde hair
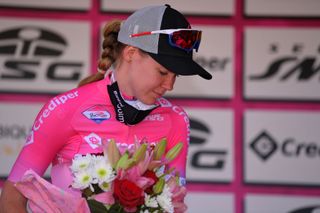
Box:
[78,20,125,87]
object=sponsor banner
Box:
[0,18,90,94]
[185,108,234,183]
[0,0,91,11]
[244,110,320,186]
[244,27,320,101]
[245,194,320,213]
[186,192,234,213]
[100,0,234,16]
[245,0,320,17]
[0,102,50,177]
[167,25,234,99]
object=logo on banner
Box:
[0,26,84,93]
[195,56,230,73]
[250,130,320,161]
[82,105,111,124]
[249,43,320,82]
[0,124,30,140]
[250,131,278,161]
[245,28,320,101]
[189,118,227,170]
[84,133,102,149]
[289,205,320,213]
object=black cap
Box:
[118,5,212,80]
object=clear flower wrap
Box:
[16,138,187,213]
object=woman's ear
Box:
[122,46,138,62]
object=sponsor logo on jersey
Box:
[25,130,34,146]
[84,133,102,149]
[144,114,164,122]
[82,105,111,124]
[32,90,79,131]
[115,141,157,152]
[157,97,172,108]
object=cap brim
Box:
[148,53,212,80]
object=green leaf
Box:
[108,203,124,213]
[87,199,108,213]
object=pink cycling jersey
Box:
[8,76,190,194]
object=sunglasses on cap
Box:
[130,29,202,53]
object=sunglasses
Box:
[130,29,202,53]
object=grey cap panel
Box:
[118,5,166,54]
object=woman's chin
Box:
[140,97,157,105]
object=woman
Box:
[0,4,211,212]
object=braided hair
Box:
[78,20,125,87]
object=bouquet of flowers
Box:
[70,138,187,213]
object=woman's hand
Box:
[0,180,27,213]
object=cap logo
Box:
[133,25,140,34]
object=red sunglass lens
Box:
[171,30,201,50]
